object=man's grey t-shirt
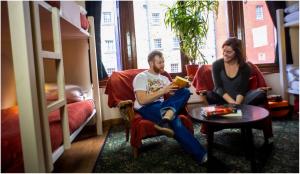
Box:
[212,59,251,99]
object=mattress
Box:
[1,100,95,172]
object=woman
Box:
[207,37,266,106]
[206,37,273,144]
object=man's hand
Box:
[161,83,179,94]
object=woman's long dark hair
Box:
[222,37,246,66]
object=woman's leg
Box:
[243,89,267,106]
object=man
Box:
[133,50,207,164]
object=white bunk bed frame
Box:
[276,9,299,100]
[6,1,102,172]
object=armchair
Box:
[192,62,273,142]
[105,69,194,158]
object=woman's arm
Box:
[238,63,251,96]
[212,60,225,96]
[223,93,236,104]
[235,94,244,105]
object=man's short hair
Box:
[148,50,163,63]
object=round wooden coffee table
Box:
[188,104,270,172]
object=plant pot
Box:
[185,64,199,79]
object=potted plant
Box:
[164,0,219,78]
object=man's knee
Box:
[178,88,191,97]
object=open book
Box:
[173,76,189,88]
[200,105,242,117]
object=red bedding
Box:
[1,100,95,172]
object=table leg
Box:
[245,128,256,172]
[207,126,214,161]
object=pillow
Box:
[248,76,258,90]
[45,84,84,103]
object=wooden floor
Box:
[53,125,110,173]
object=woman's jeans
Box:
[137,88,207,162]
[206,89,267,106]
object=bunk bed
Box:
[1,1,102,172]
[276,3,299,101]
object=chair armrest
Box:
[117,100,135,123]
[195,90,207,96]
[259,86,272,92]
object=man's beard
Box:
[153,65,163,73]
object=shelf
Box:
[284,20,299,28]
[287,89,299,95]
[39,1,89,40]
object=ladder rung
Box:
[47,99,66,113]
[41,51,61,59]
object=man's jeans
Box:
[137,88,207,162]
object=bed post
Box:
[7,1,46,172]
[276,9,288,100]
[88,17,103,135]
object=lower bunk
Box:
[1,99,95,172]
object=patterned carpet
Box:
[93,119,299,173]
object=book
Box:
[173,76,189,88]
[200,105,242,117]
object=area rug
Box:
[93,119,299,173]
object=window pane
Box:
[133,0,182,73]
[215,1,229,63]
[133,1,228,71]
[101,1,120,76]
[243,1,276,64]
[103,12,112,24]
[256,5,264,20]
[151,12,160,25]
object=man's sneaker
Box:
[154,120,174,138]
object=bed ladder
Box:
[30,2,71,172]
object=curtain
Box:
[266,1,293,64]
[86,1,108,80]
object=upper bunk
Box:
[39,1,90,40]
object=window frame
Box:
[103,12,112,24]
[255,5,264,20]
[151,12,161,25]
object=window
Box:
[151,13,160,25]
[258,52,266,61]
[243,1,276,64]
[153,39,162,49]
[170,63,179,73]
[101,1,120,77]
[132,1,228,74]
[256,5,264,20]
[173,37,180,49]
[103,12,112,24]
[106,68,115,75]
[105,40,114,52]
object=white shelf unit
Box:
[4,1,102,172]
[276,9,299,100]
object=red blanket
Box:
[1,100,94,172]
